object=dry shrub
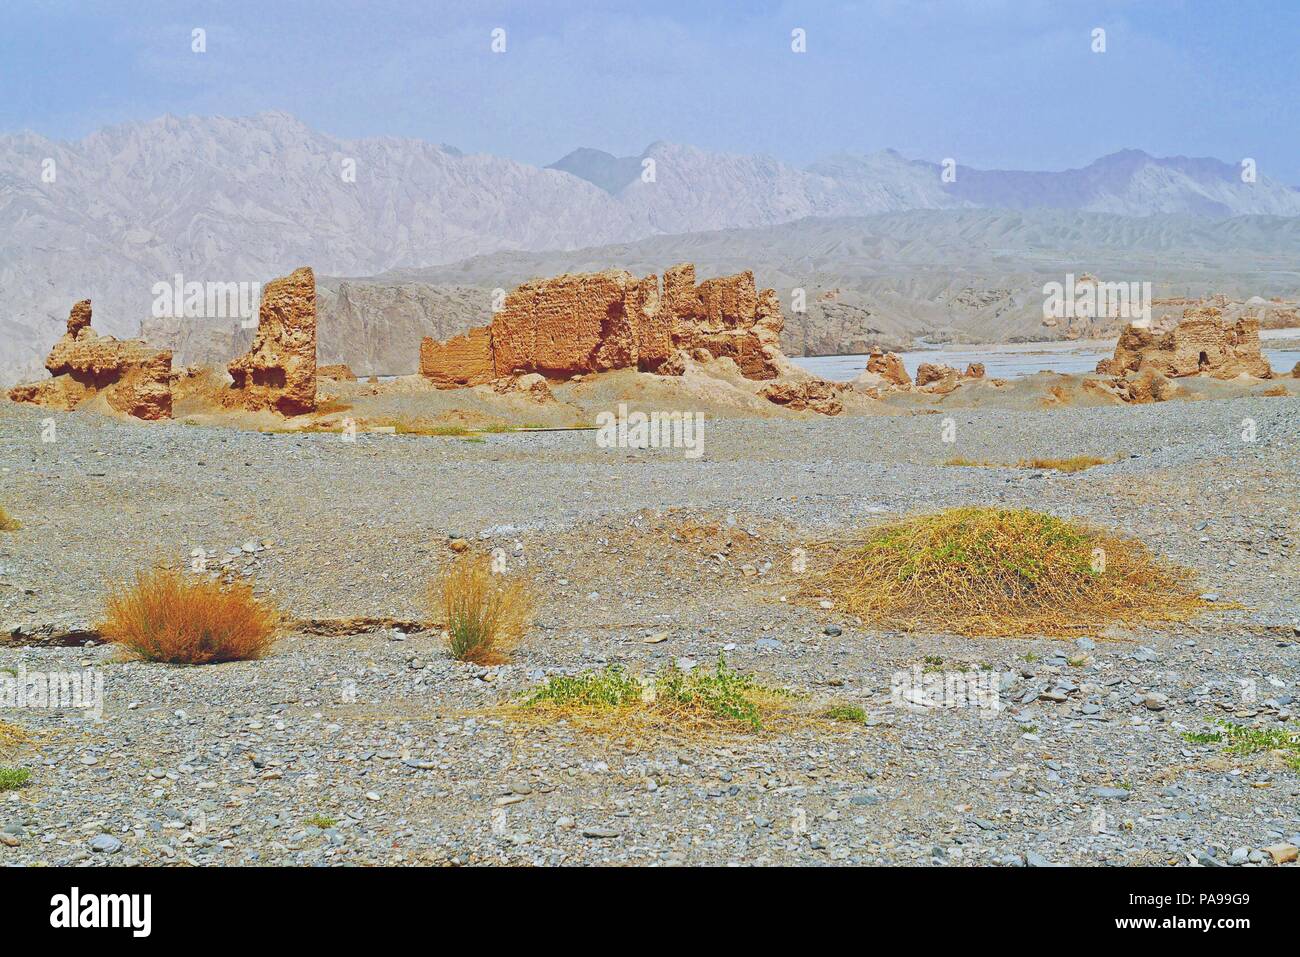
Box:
[1260,385,1289,397]
[1018,455,1114,473]
[945,455,1113,473]
[434,554,533,664]
[99,567,279,664]
[810,507,1206,637]
[0,507,20,532]
[0,720,27,753]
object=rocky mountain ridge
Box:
[4,111,1300,384]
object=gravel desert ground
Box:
[2,394,1296,866]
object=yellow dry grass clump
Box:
[434,553,533,664]
[811,507,1206,637]
[0,720,28,753]
[0,507,20,532]
[944,455,1114,473]
[99,567,280,664]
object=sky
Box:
[1,0,1296,180]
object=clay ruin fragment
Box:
[228,267,318,415]
[912,361,985,395]
[7,300,174,420]
[419,265,785,388]
[1096,307,1272,380]
[866,350,912,388]
[852,352,984,399]
[758,380,845,416]
[318,363,357,382]
[491,372,554,402]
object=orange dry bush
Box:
[99,567,279,664]
[433,553,533,665]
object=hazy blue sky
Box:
[1,0,1296,180]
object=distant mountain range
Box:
[551,144,1300,218]
[2,110,1299,384]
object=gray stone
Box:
[89,834,122,853]
[1090,787,1132,801]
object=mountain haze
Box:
[2,111,1299,383]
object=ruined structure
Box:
[913,361,986,395]
[419,326,494,388]
[1112,368,1179,404]
[853,353,983,399]
[419,265,785,387]
[7,300,174,420]
[758,380,845,416]
[228,267,318,415]
[914,363,954,390]
[865,350,912,388]
[1096,307,1272,380]
[658,265,784,379]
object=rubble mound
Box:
[491,373,554,403]
[7,300,174,420]
[1113,368,1180,404]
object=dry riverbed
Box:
[0,396,1297,866]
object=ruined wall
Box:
[1097,307,1272,379]
[659,265,784,379]
[7,300,174,420]
[419,326,495,387]
[417,264,785,388]
[490,270,661,379]
[228,267,318,415]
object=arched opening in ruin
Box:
[1198,351,1209,370]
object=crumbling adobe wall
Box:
[228,267,318,415]
[1097,307,1272,380]
[7,300,174,420]
[659,265,784,379]
[490,270,661,379]
[419,326,495,387]
[417,264,786,388]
